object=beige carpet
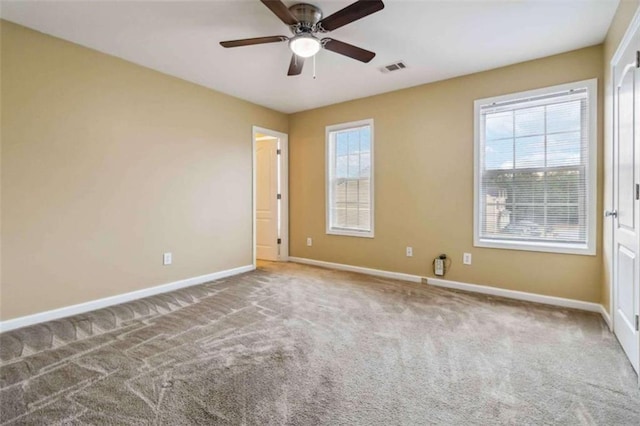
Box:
[0,262,638,425]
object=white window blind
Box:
[326,119,374,238]
[474,80,596,254]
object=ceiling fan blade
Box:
[318,0,384,32]
[322,38,375,63]
[220,35,288,48]
[287,54,305,76]
[260,0,299,26]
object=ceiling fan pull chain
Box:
[313,55,316,80]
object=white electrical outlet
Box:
[463,253,472,265]
[406,247,413,257]
[434,258,444,276]
[307,237,313,247]
[163,252,172,265]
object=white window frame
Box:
[326,118,375,238]
[473,79,597,255]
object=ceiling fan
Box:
[220,0,384,76]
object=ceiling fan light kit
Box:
[289,34,321,58]
[220,0,384,76]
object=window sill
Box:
[327,228,374,238]
[474,238,595,256]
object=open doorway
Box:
[253,127,288,266]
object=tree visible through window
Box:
[326,119,374,237]
[474,80,596,254]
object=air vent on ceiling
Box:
[380,61,407,73]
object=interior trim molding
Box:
[609,3,640,66]
[252,126,289,265]
[599,304,613,331]
[428,277,602,313]
[289,257,609,324]
[288,257,422,283]
[0,264,255,333]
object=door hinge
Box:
[636,183,639,200]
[277,193,281,200]
[636,51,640,68]
[277,238,281,245]
[276,149,281,155]
[635,314,639,332]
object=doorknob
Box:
[605,210,618,218]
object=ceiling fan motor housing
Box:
[289,3,323,33]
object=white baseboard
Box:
[599,304,613,330]
[8,259,608,334]
[288,257,422,283]
[0,264,255,333]
[427,277,602,313]
[289,257,609,322]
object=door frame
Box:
[252,126,289,267]
[608,6,640,377]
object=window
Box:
[474,79,597,255]
[326,119,374,237]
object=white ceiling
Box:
[0,0,619,113]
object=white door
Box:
[612,28,640,374]
[256,138,279,261]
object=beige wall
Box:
[289,45,604,303]
[602,1,640,313]
[2,10,632,321]
[0,21,288,320]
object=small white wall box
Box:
[434,258,444,276]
